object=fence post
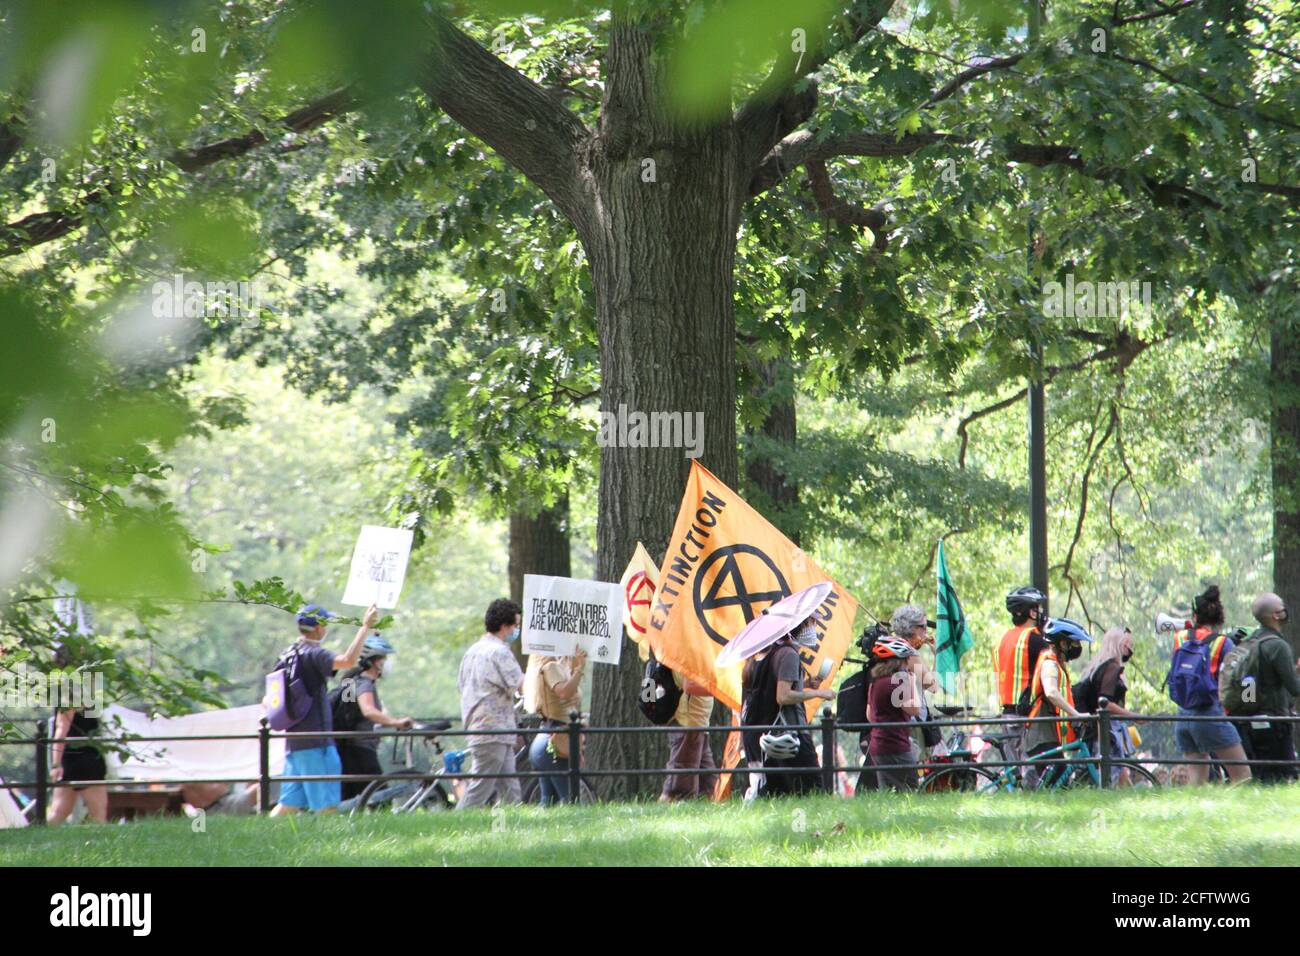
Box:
[820,705,836,793]
[258,717,272,814]
[567,710,582,804]
[1097,704,1111,790]
[33,718,48,826]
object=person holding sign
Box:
[270,602,380,816]
[456,598,526,810]
[524,649,587,804]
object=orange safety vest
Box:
[1028,648,1076,743]
[995,623,1038,706]
[1172,627,1229,679]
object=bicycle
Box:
[916,707,1019,793]
[347,719,461,814]
[924,731,1160,793]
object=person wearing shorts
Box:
[269,602,380,815]
[1171,586,1251,785]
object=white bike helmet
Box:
[760,728,801,760]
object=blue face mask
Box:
[506,625,520,643]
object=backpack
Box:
[265,644,322,731]
[1071,667,1100,715]
[1014,684,1034,717]
[329,677,364,734]
[1166,633,1220,709]
[836,669,869,727]
[1219,632,1278,716]
[638,654,683,725]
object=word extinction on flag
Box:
[50,886,152,936]
[597,404,704,459]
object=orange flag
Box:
[619,542,658,662]
[713,708,745,802]
[648,461,858,716]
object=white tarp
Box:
[0,779,27,828]
[104,704,285,781]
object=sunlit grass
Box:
[4,786,1298,866]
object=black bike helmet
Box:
[1005,586,1046,617]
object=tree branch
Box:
[920,53,1025,109]
[1111,0,1197,25]
[420,11,594,236]
[1111,52,1300,133]
[735,0,894,173]
[0,87,358,259]
[802,158,888,251]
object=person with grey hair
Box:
[891,604,940,756]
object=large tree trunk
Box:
[743,356,800,545]
[1271,320,1300,661]
[507,494,571,667]
[507,495,572,604]
[580,24,743,798]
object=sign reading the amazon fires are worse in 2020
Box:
[522,574,624,665]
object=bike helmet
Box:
[759,729,801,760]
[1005,586,1047,616]
[870,636,917,661]
[359,633,395,664]
[1043,617,1092,645]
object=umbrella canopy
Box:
[714,581,833,668]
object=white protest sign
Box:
[342,525,414,609]
[522,574,624,665]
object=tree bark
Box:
[1271,319,1300,662]
[744,357,800,545]
[580,19,743,798]
[507,495,571,668]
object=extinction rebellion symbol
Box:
[693,544,790,646]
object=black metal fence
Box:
[5,707,1299,824]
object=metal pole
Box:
[1026,0,1049,603]
[34,718,48,826]
[567,711,583,804]
[1097,705,1111,790]
[1029,377,1049,596]
[258,718,271,814]
[820,706,836,793]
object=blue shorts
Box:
[279,745,342,811]
[1175,705,1241,754]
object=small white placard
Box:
[342,525,414,609]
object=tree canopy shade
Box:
[2,0,1297,792]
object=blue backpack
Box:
[265,644,322,731]
[1166,634,1220,709]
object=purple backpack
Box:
[265,644,318,731]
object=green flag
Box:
[934,540,972,694]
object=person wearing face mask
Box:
[456,598,526,810]
[332,634,415,801]
[1230,593,1300,783]
[1022,618,1090,787]
[740,615,834,798]
[1076,626,1142,786]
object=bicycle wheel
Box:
[402,779,452,811]
[351,773,422,815]
[920,764,1001,794]
[1110,761,1161,789]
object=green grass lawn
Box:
[4,786,1298,866]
